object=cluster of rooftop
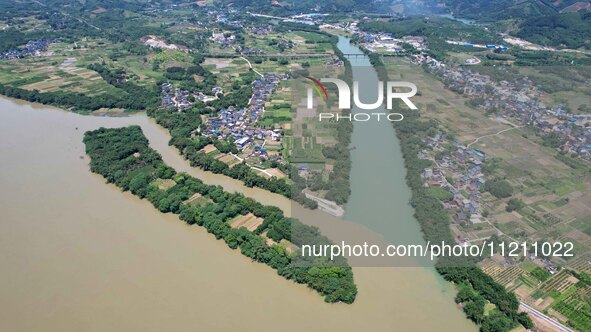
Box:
[249,12,328,26]
[446,40,509,51]
[419,133,491,242]
[161,83,221,109]
[359,33,428,53]
[426,61,591,161]
[0,38,60,60]
[205,73,288,153]
[319,21,359,34]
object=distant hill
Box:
[393,0,591,19]
[516,11,591,49]
[436,0,591,49]
[215,0,381,14]
[437,0,559,20]
[392,0,591,49]
[555,0,591,12]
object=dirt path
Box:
[467,125,524,148]
[240,56,264,77]
[230,153,273,177]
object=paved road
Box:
[520,302,574,332]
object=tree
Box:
[483,179,513,198]
[455,283,478,303]
[480,312,514,332]
[129,174,150,197]
[463,299,485,324]
[515,312,533,329]
[505,198,524,212]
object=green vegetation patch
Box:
[428,187,454,201]
[530,267,551,282]
[289,136,325,164]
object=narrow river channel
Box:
[0,36,475,331]
[337,36,426,246]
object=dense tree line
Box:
[87,63,160,110]
[0,82,151,112]
[510,49,591,66]
[83,126,357,303]
[367,53,389,85]
[313,39,354,205]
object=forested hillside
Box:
[440,0,558,20]
[213,0,380,14]
[395,0,591,49]
[516,11,591,49]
